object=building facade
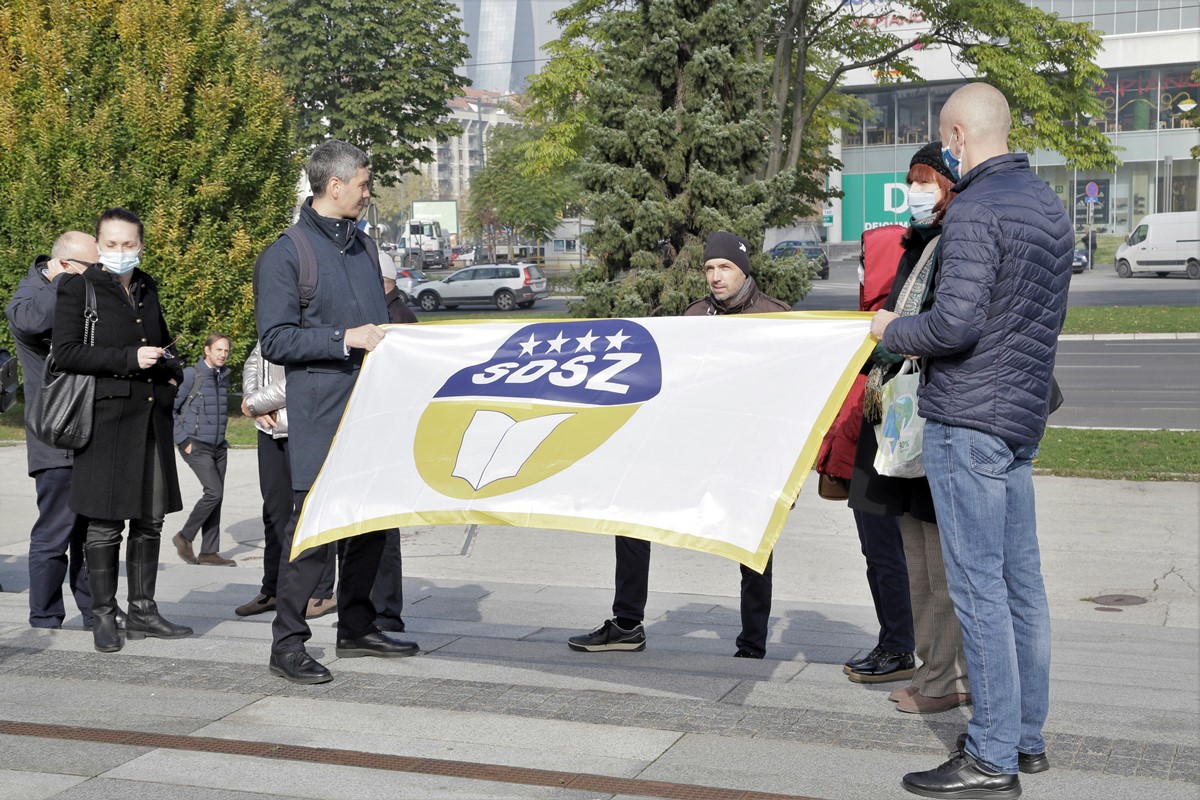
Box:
[829,1,1199,243]
[415,89,520,204]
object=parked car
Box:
[768,240,830,279]
[395,267,428,304]
[1072,245,1089,274]
[416,263,549,311]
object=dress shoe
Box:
[898,691,972,714]
[902,751,1021,799]
[197,552,236,567]
[172,533,198,564]
[848,649,916,683]
[844,644,885,675]
[269,651,333,684]
[305,596,337,619]
[235,593,277,617]
[956,734,1049,775]
[889,684,920,703]
[335,630,419,658]
[734,648,764,659]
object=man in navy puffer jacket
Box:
[871,83,1071,800]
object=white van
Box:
[1114,212,1200,279]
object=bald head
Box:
[50,231,99,262]
[46,231,98,282]
[939,83,1011,176]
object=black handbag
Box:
[31,278,98,450]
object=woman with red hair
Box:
[846,143,970,714]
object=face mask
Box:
[98,250,140,275]
[941,139,962,182]
[907,190,937,221]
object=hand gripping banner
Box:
[292,312,873,572]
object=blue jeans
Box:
[923,420,1050,774]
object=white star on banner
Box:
[519,333,542,356]
[546,331,570,353]
[575,330,598,352]
[605,330,630,350]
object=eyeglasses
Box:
[65,259,100,270]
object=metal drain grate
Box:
[0,719,822,800]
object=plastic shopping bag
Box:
[873,360,925,478]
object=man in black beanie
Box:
[567,230,789,659]
[687,230,790,315]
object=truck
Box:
[1115,212,1200,279]
[401,218,449,269]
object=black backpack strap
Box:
[282,227,319,309]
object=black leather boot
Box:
[126,535,193,640]
[84,542,123,653]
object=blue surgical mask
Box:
[907,190,937,221]
[941,140,962,182]
[98,250,141,275]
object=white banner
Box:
[294,312,873,572]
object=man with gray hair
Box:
[5,232,99,629]
[256,139,419,684]
[872,83,1070,798]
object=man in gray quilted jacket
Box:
[871,83,1071,800]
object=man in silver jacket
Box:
[235,341,291,616]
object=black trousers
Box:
[178,440,228,554]
[371,529,404,628]
[611,535,774,657]
[28,467,91,628]
[852,509,915,653]
[271,489,386,655]
[256,432,292,597]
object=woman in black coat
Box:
[52,208,192,652]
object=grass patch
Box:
[1035,427,1200,481]
[1062,305,1200,335]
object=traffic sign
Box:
[1085,181,1099,198]
[1084,197,1099,204]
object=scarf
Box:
[864,234,941,423]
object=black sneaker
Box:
[567,619,646,652]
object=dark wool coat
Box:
[883,153,1073,445]
[5,258,73,475]
[51,267,184,520]
[256,199,389,490]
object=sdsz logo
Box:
[415,320,662,498]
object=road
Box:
[409,264,1199,430]
[1052,339,1200,430]
[795,259,1200,311]
[412,260,1200,319]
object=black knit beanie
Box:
[910,141,956,183]
[703,231,752,275]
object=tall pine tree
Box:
[570,0,810,318]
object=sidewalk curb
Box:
[1059,332,1200,341]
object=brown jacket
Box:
[684,276,790,316]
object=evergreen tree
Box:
[0,0,298,368]
[247,0,470,184]
[570,0,811,318]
